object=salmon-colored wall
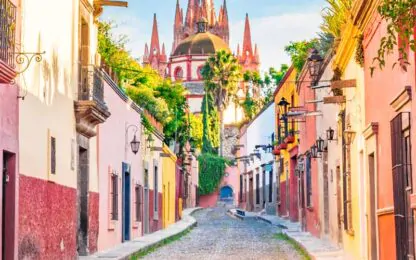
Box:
[298,71,320,237]
[363,16,416,259]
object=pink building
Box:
[0,1,19,258]
[297,65,320,237]
[97,71,143,251]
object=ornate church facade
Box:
[143,0,260,120]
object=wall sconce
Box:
[344,128,356,146]
[307,49,323,86]
[125,125,140,155]
[310,144,321,159]
[326,127,336,141]
[316,137,325,152]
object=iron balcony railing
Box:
[78,64,106,106]
[0,0,16,67]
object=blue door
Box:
[219,186,233,201]
[122,163,131,242]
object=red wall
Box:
[148,190,163,233]
[18,175,77,259]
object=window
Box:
[306,154,312,207]
[256,173,260,204]
[0,0,16,67]
[135,185,142,222]
[269,169,273,203]
[174,67,183,81]
[50,136,56,174]
[154,165,158,213]
[111,174,118,220]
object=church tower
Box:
[172,0,230,52]
[237,13,260,72]
[143,14,168,76]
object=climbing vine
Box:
[355,34,365,67]
[373,0,416,72]
[198,153,228,195]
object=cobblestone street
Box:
[143,207,305,260]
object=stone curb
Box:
[256,215,288,230]
[81,207,203,260]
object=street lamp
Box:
[316,137,325,152]
[130,134,140,154]
[310,144,319,158]
[278,97,290,137]
[327,127,335,141]
[344,128,356,146]
[307,49,323,86]
[125,125,140,156]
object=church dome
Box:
[172,32,230,56]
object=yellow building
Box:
[331,1,368,258]
[162,144,177,228]
[273,67,300,220]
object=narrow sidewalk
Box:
[229,209,346,260]
[80,207,202,260]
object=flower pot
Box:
[285,135,295,144]
[279,143,288,150]
[272,148,281,156]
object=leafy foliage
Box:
[320,0,352,38]
[198,153,228,195]
[373,0,416,72]
[201,50,241,156]
[201,93,219,154]
[284,39,319,73]
[189,113,203,150]
[98,21,197,152]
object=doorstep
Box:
[79,207,203,260]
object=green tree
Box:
[285,40,319,73]
[320,0,352,39]
[201,92,219,154]
[201,50,241,156]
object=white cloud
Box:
[231,12,322,72]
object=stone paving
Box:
[143,207,305,260]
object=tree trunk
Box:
[219,108,224,157]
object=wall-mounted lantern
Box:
[125,125,140,155]
[327,127,335,141]
[344,128,356,146]
[316,137,325,153]
[307,49,323,86]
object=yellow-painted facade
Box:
[162,144,177,228]
[332,1,375,258]
[274,67,299,184]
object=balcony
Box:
[74,65,110,138]
[0,0,17,83]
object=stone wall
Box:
[223,126,239,159]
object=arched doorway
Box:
[219,186,233,202]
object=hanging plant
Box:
[372,0,416,74]
[355,34,365,67]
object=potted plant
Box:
[284,131,295,144]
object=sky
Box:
[102,0,327,73]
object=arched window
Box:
[174,66,183,81]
